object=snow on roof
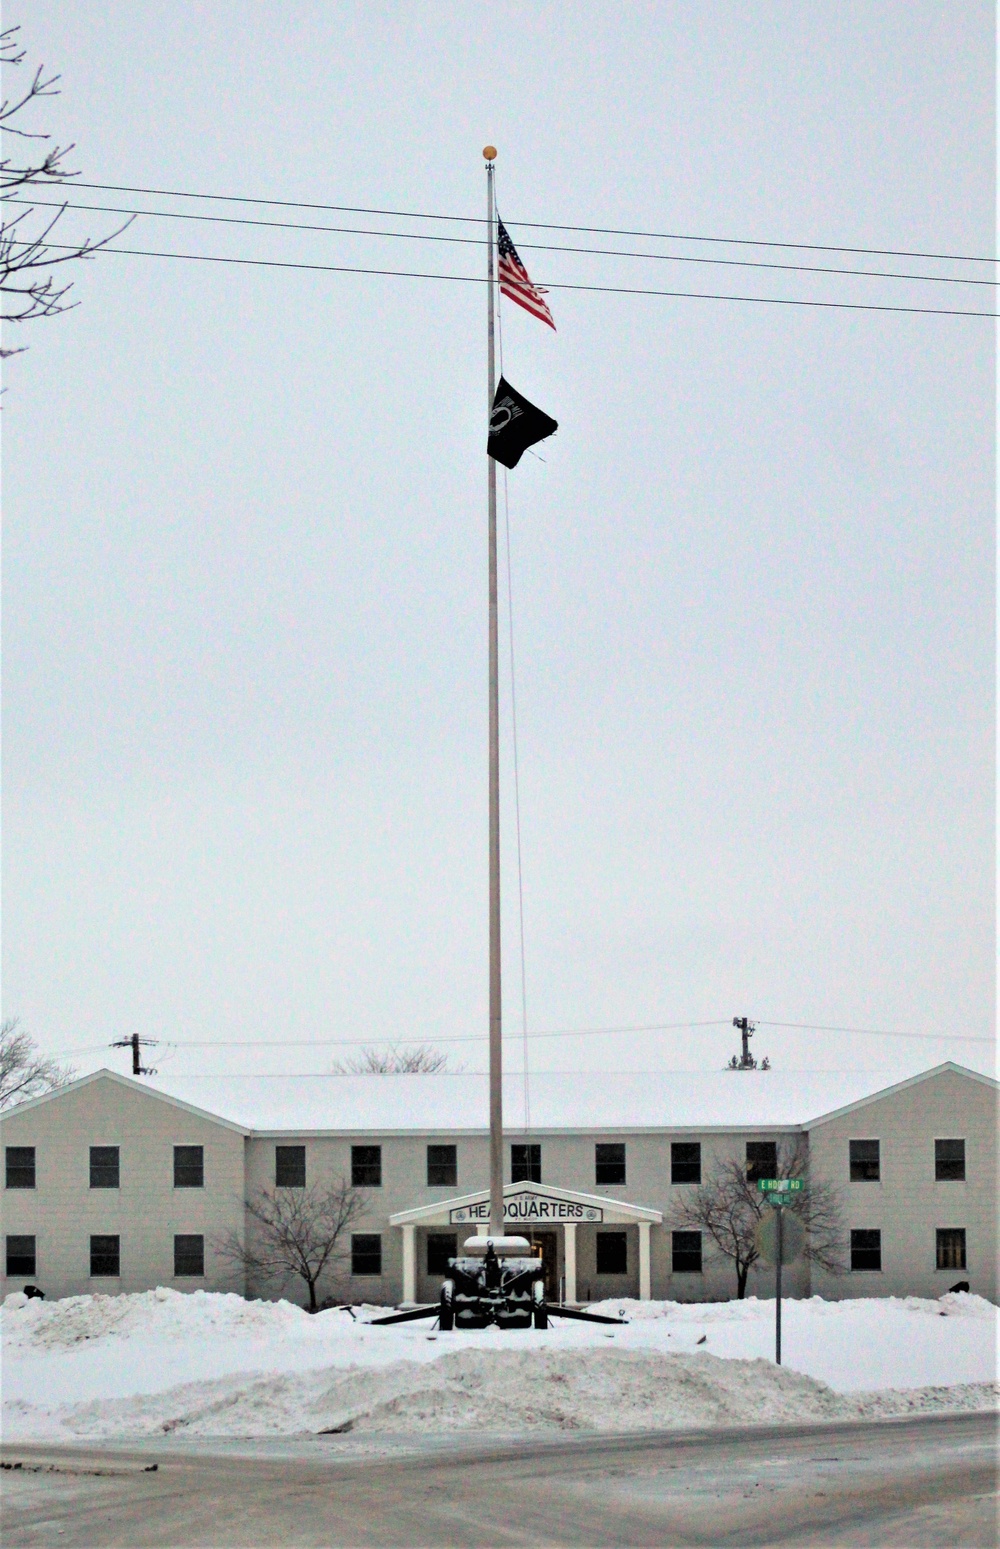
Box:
[120,1066,967,1135]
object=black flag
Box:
[488,376,557,468]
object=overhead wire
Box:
[66,179,998,264]
[12,197,997,287]
[59,1023,990,1052]
[42,241,998,318]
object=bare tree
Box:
[1,26,131,355]
[671,1138,845,1299]
[331,1044,457,1074]
[0,1017,74,1109]
[215,1180,368,1312]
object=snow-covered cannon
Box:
[370,1237,627,1329]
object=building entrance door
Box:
[523,1229,558,1299]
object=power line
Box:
[49,242,997,319]
[68,180,998,264]
[757,1018,993,1041]
[18,198,997,288]
[97,1067,969,1079]
[80,1022,989,1051]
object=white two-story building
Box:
[1,1061,995,1307]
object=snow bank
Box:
[2,1289,995,1442]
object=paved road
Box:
[2,1412,996,1547]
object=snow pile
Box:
[2,1289,995,1442]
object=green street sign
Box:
[758,1177,804,1194]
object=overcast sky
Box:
[3,3,995,1094]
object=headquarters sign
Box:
[451,1195,603,1225]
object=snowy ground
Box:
[1,1288,996,1441]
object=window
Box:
[426,1233,457,1275]
[351,1146,382,1187]
[351,1234,382,1276]
[90,1146,120,1189]
[174,1235,205,1277]
[427,1145,457,1188]
[746,1142,778,1183]
[596,1230,628,1275]
[850,1229,882,1271]
[174,1146,204,1188]
[90,1235,120,1277]
[935,1139,965,1182]
[849,1139,880,1182]
[5,1146,35,1189]
[671,1142,701,1185]
[672,1230,702,1274]
[275,1145,306,1187]
[936,1228,967,1271]
[511,1143,541,1183]
[596,1143,626,1186]
[6,1236,36,1277]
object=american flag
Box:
[497,217,556,330]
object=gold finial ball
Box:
[483,144,497,161]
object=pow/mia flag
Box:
[488,376,558,469]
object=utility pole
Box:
[729,1016,769,1071]
[111,1033,157,1076]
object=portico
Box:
[390,1181,662,1304]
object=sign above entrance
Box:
[450,1195,603,1225]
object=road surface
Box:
[2,1411,996,1547]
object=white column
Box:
[639,1221,652,1301]
[402,1225,417,1304]
[563,1223,577,1304]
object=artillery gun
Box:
[372,1236,625,1328]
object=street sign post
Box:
[757,1178,804,1197]
[756,1179,806,1364]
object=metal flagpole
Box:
[484,145,503,1239]
[775,1207,783,1365]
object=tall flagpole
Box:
[484,145,503,1238]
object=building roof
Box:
[36,1063,981,1135]
[4,1063,990,1137]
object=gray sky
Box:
[3,2,995,1092]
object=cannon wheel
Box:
[532,1279,547,1330]
[439,1279,455,1331]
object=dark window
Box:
[426,1233,457,1275]
[849,1139,880,1182]
[746,1142,778,1183]
[275,1145,306,1187]
[596,1230,628,1274]
[6,1236,36,1277]
[174,1146,204,1188]
[351,1234,382,1276]
[936,1228,967,1271]
[174,1235,205,1277]
[671,1142,701,1185]
[596,1143,626,1186]
[5,1146,35,1189]
[427,1145,457,1188]
[672,1230,702,1273]
[850,1229,882,1271]
[90,1146,120,1189]
[935,1139,965,1182]
[511,1143,541,1183]
[90,1235,120,1277]
[351,1146,382,1187]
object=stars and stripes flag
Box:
[497,217,556,330]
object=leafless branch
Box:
[671,1137,845,1298]
[331,1044,459,1074]
[0,26,131,350]
[214,1180,369,1311]
[0,1017,74,1109]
